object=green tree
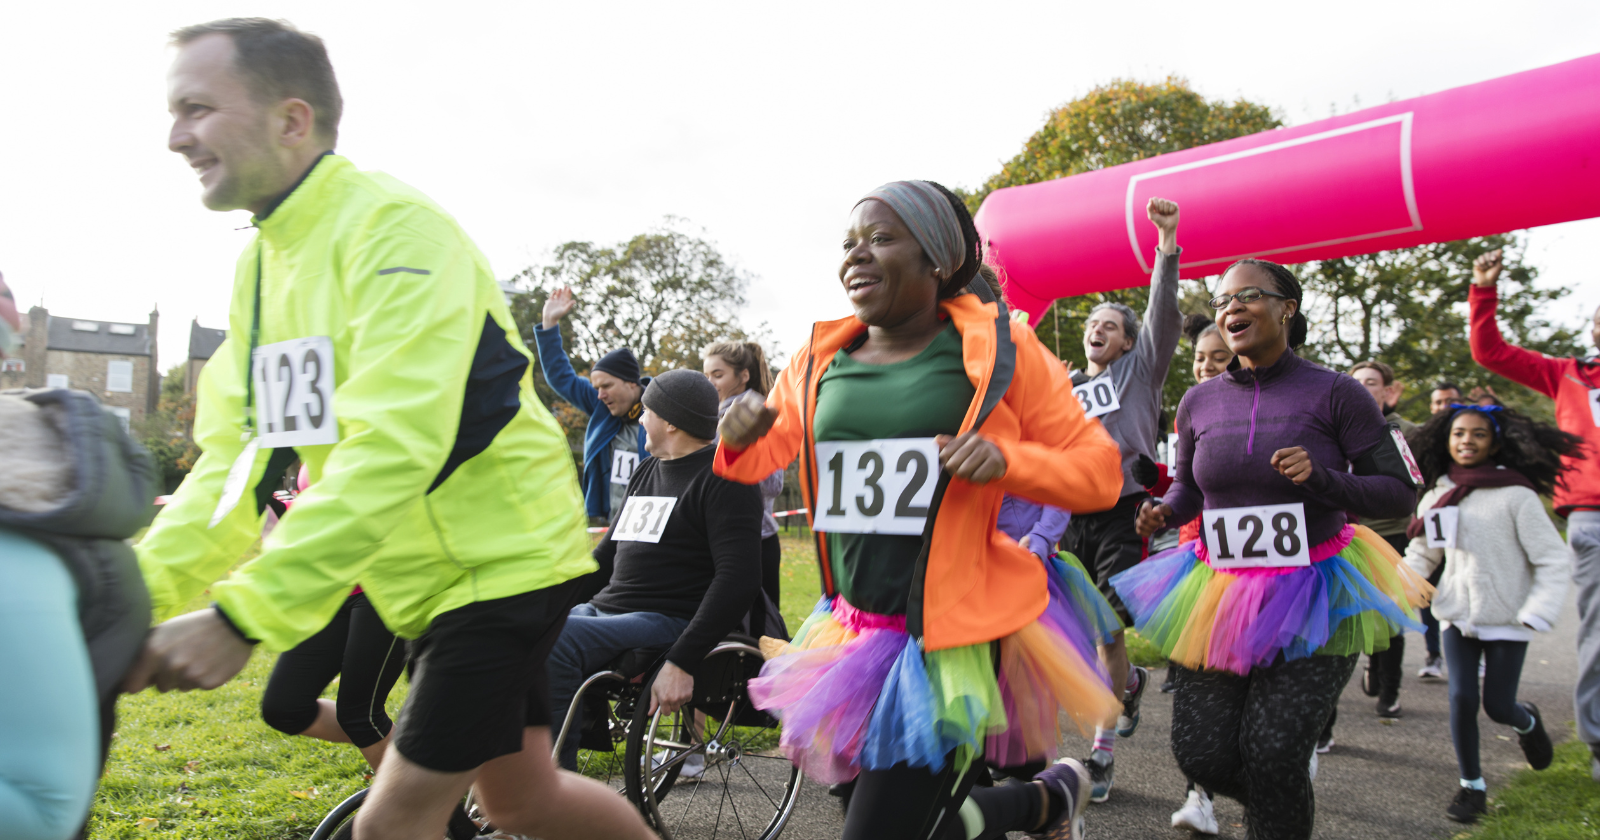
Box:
[1295,233,1584,425]
[136,363,200,493]
[970,77,1283,421]
[504,219,765,453]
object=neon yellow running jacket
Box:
[137,155,595,651]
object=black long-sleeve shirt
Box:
[590,444,763,669]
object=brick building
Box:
[185,320,227,395]
[0,306,160,429]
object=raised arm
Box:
[531,287,603,414]
[1468,249,1563,398]
[1131,198,1184,380]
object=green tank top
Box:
[813,322,975,614]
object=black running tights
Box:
[260,591,407,747]
[1170,654,1356,840]
[837,756,1045,840]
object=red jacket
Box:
[1469,284,1600,515]
[716,293,1122,651]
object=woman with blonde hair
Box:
[703,340,785,621]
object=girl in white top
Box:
[1402,403,1581,824]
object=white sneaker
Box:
[1170,789,1218,834]
[1418,655,1444,679]
[1309,751,1319,781]
[680,752,706,779]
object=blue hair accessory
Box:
[1449,402,1503,437]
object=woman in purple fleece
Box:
[1117,259,1432,840]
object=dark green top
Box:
[813,322,975,614]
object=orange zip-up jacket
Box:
[715,293,1122,652]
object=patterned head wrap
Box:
[856,181,966,278]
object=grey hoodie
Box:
[0,389,156,726]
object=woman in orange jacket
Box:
[716,180,1129,840]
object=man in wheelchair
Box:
[548,369,764,772]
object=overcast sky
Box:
[3,0,1596,369]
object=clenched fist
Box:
[1147,197,1180,254]
[718,389,777,450]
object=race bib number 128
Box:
[1202,502,1310,568]
[813,438,939,535]
[252,336,339,448]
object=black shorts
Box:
[393,577,583,773]
[1062,492,1148,627]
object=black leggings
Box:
[761,533,782,609]
[837,756,1046,840]
[1170,654,1356,840]
[1442,626,1533,780]
[261,592,407,748]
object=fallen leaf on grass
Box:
[135,817,159,830]
[289,787,318,799]
[1497,735,1511,741]
[154,744,172,752]
[182,760,202,773]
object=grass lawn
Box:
[1469,734,1600,840]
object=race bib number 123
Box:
[252,336,339,448]
[813,438,939,535]
[1202,502,1310,568]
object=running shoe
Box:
[1446,787,1487,824]
[1418,655,1444,680]
[1117,666,1149,737]
[1517,702,1553,770]
[1316,734,1335,754]
[1028,758,1090,840]
[1308,750,1318,781]
[1084,750,1114,803]
[1376,696,1402,719]
[1170,788,1218,835]
[1360,661,1378,697]
[1161,671,1177,694]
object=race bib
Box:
[252,336,338,448]
[1589,389,1600,427]
[1423,506,1459,549]
[1391,427,1424,484]
[611,495,678,543]
[611,449,639,486]
[1202,502,1310,568]
[813,438,939,535]
[1072,379,1121,419]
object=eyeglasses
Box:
[1208,287,1289,310]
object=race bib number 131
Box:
[1202,502,1310,568]
[252,336,339,448]
[612,495,678,543]
[813,438,939,535]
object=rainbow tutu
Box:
[1110,524,1433,675]
[748,561,1120,784]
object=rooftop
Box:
[189,321,227,361]
[46,316,151,356]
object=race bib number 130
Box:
[252,336,339,448]
[1073,379,1121,419]
[1202,502,1311,568]
[813,438,939,535]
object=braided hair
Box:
[1226,258,1307,349]
[1407,405,1585,495]
[924,181,983,299]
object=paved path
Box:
[773,589,1582,840]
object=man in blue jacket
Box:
[534,286,649,523]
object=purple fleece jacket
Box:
[1162,349,1415,547]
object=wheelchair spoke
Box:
[736,757,780,810]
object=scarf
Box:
[1406,463,1536,539]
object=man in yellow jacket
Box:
[126,18,654,840]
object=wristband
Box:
[212,603,260,645]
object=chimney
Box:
[24,306,47,388]
[148,306,161,414]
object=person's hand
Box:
[1472,249,1503,288]
[935,431,1008,484]
[1147,197,1180,254]
[122,609,254,693]
[1061,358,1077,377]
[649,660,695,715]
[718,389,777,450]
[1270,447,1315,485]
[1136,500,1172,538]
[542,286,577,329]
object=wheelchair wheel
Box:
[309,788,482,840]
[623,641,802,840]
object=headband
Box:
[1449,402,1503,437]
[857,181,966,279]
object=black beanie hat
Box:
[593,347,641,384]
[642,369,720,441]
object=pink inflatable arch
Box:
[975,53,1600,321]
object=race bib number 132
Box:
[813,438,939,535]
[252,336,339,448]
[1202,502,1310,568]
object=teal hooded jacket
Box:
[137,155,595,651]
